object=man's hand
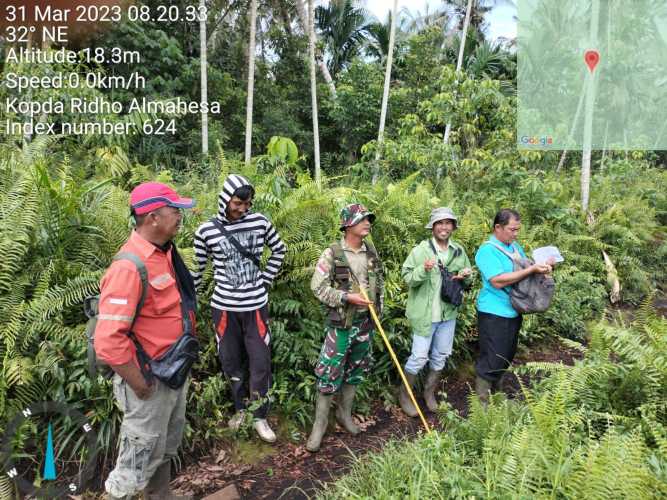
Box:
[131,379,156,400]
[452,267,472,281]
[424,258,437,271]
[531,263,552,274]
[111,361,156,400]
[346,293,373,306]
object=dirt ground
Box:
[170,340,582,500]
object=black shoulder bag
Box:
[428,240,464,307]
[134,244,200,390]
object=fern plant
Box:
[320,310,667,499]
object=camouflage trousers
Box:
[315,316,373,394]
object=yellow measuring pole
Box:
[359,288,431,434]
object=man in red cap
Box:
[95,182,196,500]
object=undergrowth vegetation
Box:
[0,131,665,490]
[318,306,667,499]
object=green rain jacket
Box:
[401,239,472,337]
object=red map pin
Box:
[584,50,600,72]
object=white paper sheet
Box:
[532,246,564,264]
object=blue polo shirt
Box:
[475,235,527,318]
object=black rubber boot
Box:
[491,373,506,393]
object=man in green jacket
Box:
[399,207,472,416]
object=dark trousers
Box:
[212,306,272,419]
[475,311,523,383]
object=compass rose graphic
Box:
[1,401,99,498]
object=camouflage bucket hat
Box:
[340,203,375,230]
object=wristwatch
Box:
[341,292,349,304]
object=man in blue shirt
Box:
[474,209,552,405]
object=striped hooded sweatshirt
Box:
[192,174,287,312]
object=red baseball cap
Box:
[130,182,195,215]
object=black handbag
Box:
[429,240,464,307]
[148,332,199,389]
[132,244,200,390]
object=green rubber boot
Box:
[143,461,193,500]
[398,372,419,417]
[306,393,333,452]
[475,376,492,408]
[423,369,443,412]
[335,383,360,435]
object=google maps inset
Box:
[517,0,667,150]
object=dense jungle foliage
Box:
[0,0,666,497]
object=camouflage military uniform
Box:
[310,205,384,394]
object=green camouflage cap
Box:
[340,203,375,230]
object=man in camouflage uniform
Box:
[306,204,384,452]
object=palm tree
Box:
[405,2,452,33]
[308,0,321,185]
[364,17,392,62]
[465,39,515,82]
[446,0,512,34]
[430,0,518,54]
[244,0,258,165]
[315,0,371,77]
[293,0,337,97]
[364,10,409,63]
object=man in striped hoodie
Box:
[193,174,286,442]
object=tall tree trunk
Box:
[372,0,398,185]
[581,0,600,213]
[308,0,321,185]
[244,0,258,165]
[436,0,473,182]
[557,79,587,172]
[443,0,473,145]
[277,0,293,35]
[295,0,337,98]
[200,0,209,156]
